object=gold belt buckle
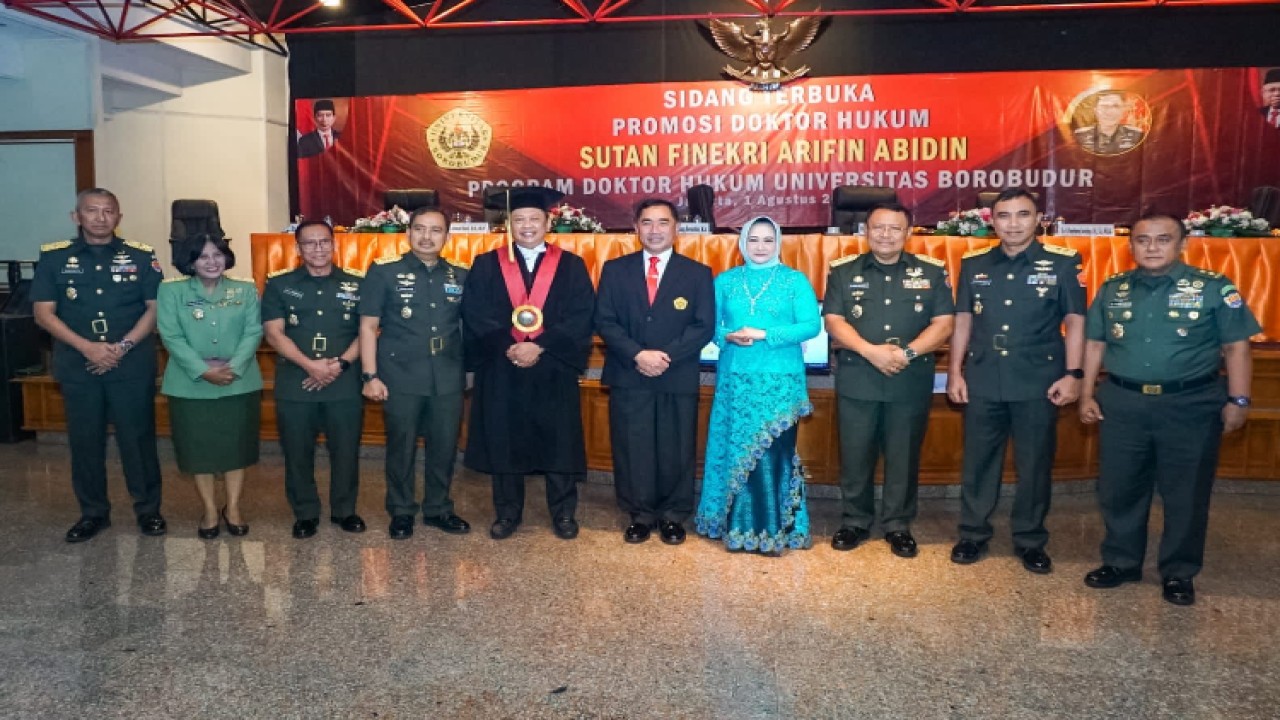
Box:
[91,319,109,335]
[992,334,1008,351]
[1141,383,1163,395]
[430,336,444,355]
[311,335,328,353]
[884,337,901,346]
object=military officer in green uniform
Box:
[263,220,366,539]
[1079,213,1258,606]
[358,206,471,540]
[823,203,955,558]
[31,188,167,542]
[946,188,1087,573]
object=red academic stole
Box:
[499,244,562,341]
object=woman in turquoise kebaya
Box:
[694,216,821,554]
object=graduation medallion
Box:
[401,306,413,319]
[511,304,543,334]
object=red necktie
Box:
[1270,108,1280,128]
[647,256,660,305]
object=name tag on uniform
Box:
[1168,292,1203,309]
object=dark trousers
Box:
[609,387,698,525]
[492,473,579,523]
[382,391,462,518]
[837,394,931,533]
[957,396,1057,550]
[63,378,162,519]
[1095,381,1224,579]
[276,397,364,521]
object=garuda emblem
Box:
[708,15,824,91]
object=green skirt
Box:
[168,392,261,474]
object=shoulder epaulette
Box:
[41,240,73,252]
[267,268,293,279]
[1104,270,1132,283]
[162,277,187,283]
[962,245,994,259]
[829,254,859,268]
[1043,243,1079,257]
[374,256,399,265]
[914,253,946,268]
[123,240,154,253]
[1191,267,1223,279]
[341,267,365,278]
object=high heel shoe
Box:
[221,507,249,537]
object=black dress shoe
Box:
[659,521,686,545]
[423,513,471,534]
[490,518,519,540]
[1162,577,1196,606]
[950,540,987,564]
[221,507,249,537]
[197,521,220,540]
[292,518,320,539]
[623,521,651,544]
[1016,547,1053,574]
[553,517,579,540]
[1084,565,1143,589]
[884,531,918,558]
[388,515,415,540]
[831,527,870,552]
[331,515,366,533]
[66,516,110,543]
[138,513,167,537]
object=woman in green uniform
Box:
[157,236,263,539]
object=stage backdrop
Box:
[295,67,1280,229]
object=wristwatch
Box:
[902,347,918,363]
[1066,369,1084,379]
[360,371,378,383]
[1227,396,1251,408]
[337,358,351,372]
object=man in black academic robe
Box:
[461,187,596,541]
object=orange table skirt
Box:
[250,233,1280,341]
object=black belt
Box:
[1109,373,1218,396]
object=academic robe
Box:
[461,247,595,475]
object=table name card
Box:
[1056,223,1116,237]
[678,222,712,234]
[449,222,494,234]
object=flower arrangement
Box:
[1183,206,1270,238]
[935,207,994,237]
[352,205,411,232]
[549,203,606,234]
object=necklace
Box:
[740,265,778,315]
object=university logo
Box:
[426,108,492,169]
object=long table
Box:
[250,232,1280,341]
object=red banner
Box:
[295,67,1280,229]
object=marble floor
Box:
[1,440,1278,720]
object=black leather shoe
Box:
[489,518,519,540]
[138,513,167,537]
[66,517,110,543]
[331,515,366,533]
[623,521,651,544]
[659,521,686,545]
[950,540,987,564]
[423,513,471,534]
[553,517,579,540]
[221,507,248,537]
[197,520,220,540]
[885,531,918,558]
[1016,547,1053,574]
[1162,577,1196,606]
[388,515,414,540]
[1084,565,1143,589]
[292,518,320,539]
[831,527,870,552]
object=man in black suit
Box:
[596,198,715,544]
[297,99,340,159]
[1262,69,1280,128]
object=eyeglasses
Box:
[298,239,334,250]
